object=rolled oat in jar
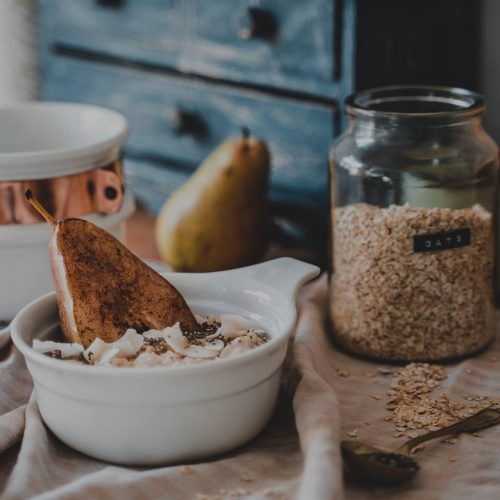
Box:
[328,86,498,362]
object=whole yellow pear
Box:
[155,131,270,272]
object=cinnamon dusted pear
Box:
[25,190,198,348]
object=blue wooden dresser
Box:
[38,0,479,260]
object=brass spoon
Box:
[341,407,500,486]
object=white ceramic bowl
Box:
[11,257,319,466]
[0,102,128,179]
[0,102,131,320]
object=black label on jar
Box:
[413,228,471,252]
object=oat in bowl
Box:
[33,314,268,367]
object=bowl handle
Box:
[239,257,320,301]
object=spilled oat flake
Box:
[385,363,500,441]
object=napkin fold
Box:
[1,276,500,500]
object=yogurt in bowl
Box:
[11,257,319,466]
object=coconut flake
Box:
[142,329,165,340]
[219,334,262,358]
[83,337,109,363]
[33,339,84,358]
[204,339,224,351]
[115,330,144,356]
[83,330,144,364]
[163,323,188,354]
[218,314,261,339]
[183,345,216,359]
[84,338,109,363]
[97,347,120,365]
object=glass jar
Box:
[329,86,499,362]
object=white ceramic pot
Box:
[0,192,135,321]
[11,257,320,466]
[0,102,131,320]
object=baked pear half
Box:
[26,190,198,347]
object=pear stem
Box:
[24,189,57,229]
[241,126,250,150]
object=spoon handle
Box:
[397,407,500,454]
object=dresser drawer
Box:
[124,158,190,214]
[181,0,335,95]
[125,158,327,214]
[42,57,335,197]
[39,0,180,67]
[40,0,337,97]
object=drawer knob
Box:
[96,0,125,8]
[170,108,208,139]
[238,7,277,40]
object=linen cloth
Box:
[1,277,500,499]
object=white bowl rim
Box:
[0,102,129,178]
[11,290,296,378]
